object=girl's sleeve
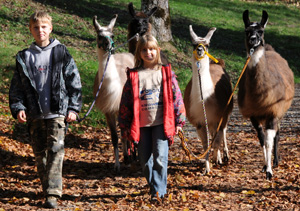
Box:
[171,71,186,127]
[119,78,133,140]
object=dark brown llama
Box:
[127,2,157,55]
[238,10,294,179]
[127,2,168,65]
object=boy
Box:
[9,11,82,208]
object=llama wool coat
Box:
[119,64,186,146]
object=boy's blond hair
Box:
[29,11,52,27]
[135,34,162,69]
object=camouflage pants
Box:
[29,117,65,197]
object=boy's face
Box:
[29,19,52,47]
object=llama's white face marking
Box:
[249,47,264,68]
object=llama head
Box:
[189,25,216,59]
[128,2,157,36]
[93,14,118,51]
[243,10,268,50]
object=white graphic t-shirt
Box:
[138,68,163,127]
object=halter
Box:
[193,43,219,63]
[98,35,115,53]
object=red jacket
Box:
[119,64,186,145]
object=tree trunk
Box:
[141,0,173,42]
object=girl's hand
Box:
[66,111,77,123]
[175,126,183,134]
[17,110,27,123]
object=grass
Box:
[1,0,299,129]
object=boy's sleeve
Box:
[9,57,27,119]
[64,50,82,114]
[171,71,186,127]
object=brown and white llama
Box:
[184,26,233,174]
[238,10,294,179]
[93,15,135,172]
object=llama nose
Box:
[250,36,257,44]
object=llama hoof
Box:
[114,163,120,173]
[262,165,267,173]
[266,171,272,180]
[223,155,229,163]
[273,159,279,168]
[124,156,131,165]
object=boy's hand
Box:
[175,126,183,134]
[66,112,77,123]
[17,110,27,123]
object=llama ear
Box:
[189,25,200,45]
[108,14,118,31]
[204,27,216,44]
[93,16,101,32]
[146,6,158,17]
[261,10,268,28]
[243,10,250,28]
[128,2,136,18]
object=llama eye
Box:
[257,30,263,35]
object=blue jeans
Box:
[138,124,169,198]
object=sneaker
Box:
[43,196,58,208]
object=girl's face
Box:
[140,41,159,68]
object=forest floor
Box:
[0,85,299,210]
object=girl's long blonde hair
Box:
[134,34,162,69]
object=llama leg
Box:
[250,117,265,147]
[212,129,222,165]
[197,125,210,174]
[265,118,277,180]
[250,117,267,173]
[222,126,229,163]
[121,138,131,165]
[273,130,280,168]
[105,113,120,172]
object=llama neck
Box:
[191,56,214,101]
[96,48,120,82]
[248,46,265,70]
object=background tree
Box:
[141,0,173,42]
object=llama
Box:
[184,26,233,174]
[127,2,157,55]
[127,2,168,64]
[238,10,294,179]
[93,14,135,172]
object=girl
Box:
[119,35,186,200]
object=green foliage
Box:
[1,0,299,129]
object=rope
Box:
[180,54,252,161]
[197,61,210,160]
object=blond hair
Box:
[29,11,52,27]
[134,34,162,69]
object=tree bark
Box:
[141,0,173,42]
